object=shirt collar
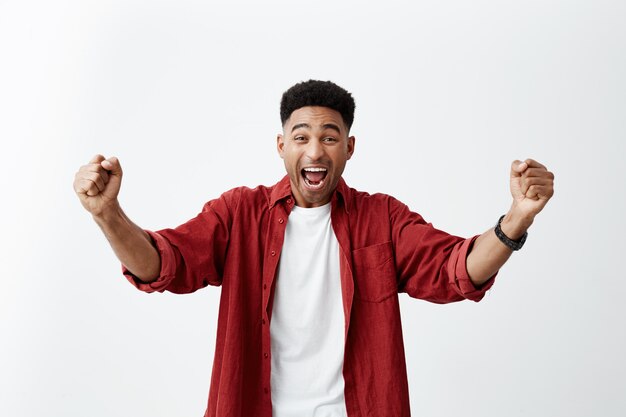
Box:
[269,175,352,214]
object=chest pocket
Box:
[351,241,397,302]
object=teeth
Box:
[303,167,327,172]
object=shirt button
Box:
[262,318,266,325]
[271,250,276,256]
[264,352,269,359]
[287,198,292,204]
[263,283,267,290]
[264,387,269,394]
[278,218,284,224]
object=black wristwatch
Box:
[494,215,527,251]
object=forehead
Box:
[285,106,346,131]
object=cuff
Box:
[122,230,177,293]
[447,235,496,302]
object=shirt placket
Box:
[330,196,359,416]
[260,197,293,409]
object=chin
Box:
[300,190,331,207]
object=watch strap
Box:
[494,215,527,251]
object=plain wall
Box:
[1,0,625,416]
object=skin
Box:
[466,158,554,285]
[277,106,355,208]
[74,106,554,285]
[73,155,161,282]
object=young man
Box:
[74,80,554,417]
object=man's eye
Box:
[294,136,306,141]
[323,137,337,142]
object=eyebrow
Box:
[291,123,342,134]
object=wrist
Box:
[501,206,534,240]
[495,215,528,251]
[92,201,124,225]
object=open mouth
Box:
[301,167,328,190]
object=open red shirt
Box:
[124,176,495,417]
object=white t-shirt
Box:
[270,203,347,417]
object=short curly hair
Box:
[280,80,356,130]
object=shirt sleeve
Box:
[122,190,235,294]
[390,198,496,303]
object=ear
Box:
[277,134,285,159]
[346,136,356,160]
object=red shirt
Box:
[124,176,495,417]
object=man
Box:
[73,80,554,417]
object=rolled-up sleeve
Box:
[390,198,496,303]
[122,190,235,295]
[122,230,178,293]
[446,235,495,302]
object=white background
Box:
[1,0,625,416]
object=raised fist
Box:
[73,154,123,216]
[509,158,555,220]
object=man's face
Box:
[277,106,355,208]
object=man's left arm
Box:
[466,159,555,286]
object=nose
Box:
[305,138,325,161]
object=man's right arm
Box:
[73,154,160,283]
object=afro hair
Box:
[280,80,355,130]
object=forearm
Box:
[93,203,161,283]
[465,158,554,286]
[466,211,532,286]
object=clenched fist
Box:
[73,154,123,217]
[510,159,555,217]
[499,158,556,240]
